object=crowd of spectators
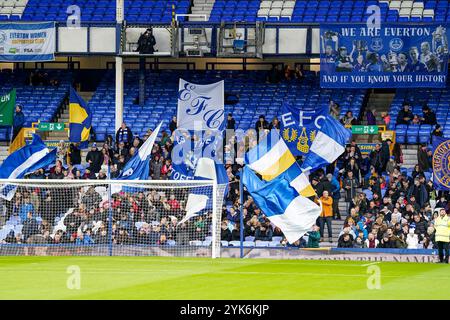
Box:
[1,101,449,254]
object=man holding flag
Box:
[13,104,25,141]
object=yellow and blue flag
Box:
[245,130,316,198]
[69,87,92,149]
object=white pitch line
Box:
[361,262,381,267]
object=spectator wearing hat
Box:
[12,104,25,140]
[307,225,321,248]
[431,125,443,144]
[86,143,103,174]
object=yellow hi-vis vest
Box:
[435,215,450,243]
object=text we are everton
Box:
[339,26,432,37]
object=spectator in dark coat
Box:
[380,139,391,172]
[408,179,429,208]
[337,233,354,248]
[421,105,437,125]
[136,28,156,54]
[255,224,273,241]
[366,109,377,125]
[417,145,430,171]
[68,143,81,165]
[369,143,383,175]
[12,105,25,140]
[410,214,428,241]
[343,171,358,202]
[431,125,443,144]
[48,166,64,179]
[86,143,103,173]
[169,116,177,134]
[226,113,236,130]
[220,221,232,241]
[22,212,39,241]
[254,115,269,133]
[396,102,414,125]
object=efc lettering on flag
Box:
[177,79,225,131]
[69,87,92,148]
[279,103,328,157]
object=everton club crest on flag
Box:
[432,136,450,191]
[177,79,225,131]
[279,102,328,157]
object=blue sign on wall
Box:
[320,23,449,88]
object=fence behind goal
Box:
[0,179,226,257]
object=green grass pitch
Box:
[0,257,448,299]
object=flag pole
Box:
[9,125,13,145]
[239,171,244,259]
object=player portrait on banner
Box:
[320,24,449,88]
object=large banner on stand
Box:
[0,22,55,62]
[320,23,449,88]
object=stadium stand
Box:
[12,0,190,23]
[0,70,71,141]
[0,0,449,23]
[89,69,366,141]
[389,82,450,144]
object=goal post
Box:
[0,179,226,258]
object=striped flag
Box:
[242,166,321,244]
[0,134,56,200]
[300,115,352,173]
[245,130,316,197]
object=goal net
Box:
[0,179,226,258]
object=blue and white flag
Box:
[279,103,328,156]
[116,122,162,180]
[0,134,56,200]
[300,115,352,173]
[177,79,225,131]
[242,166,321,243]
[170,129,222,181]
[179,158,229,224]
